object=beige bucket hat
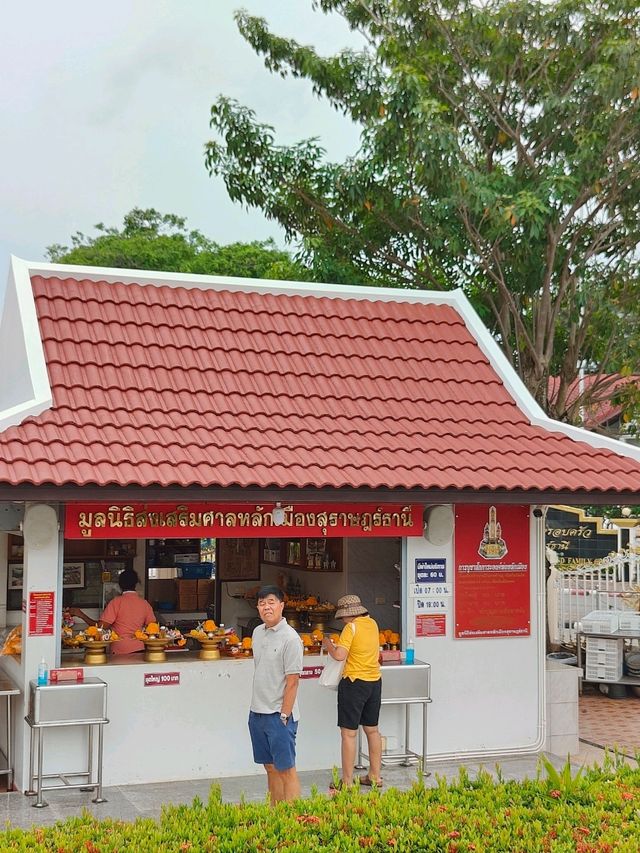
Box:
[335,594,368,619]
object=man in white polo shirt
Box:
[249,585,303,802]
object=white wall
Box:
[404,505,544,758]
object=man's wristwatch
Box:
[280,712,289,722]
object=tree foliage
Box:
[205,0,640,423]
[47,208,310,281]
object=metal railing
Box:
[550,550,640,646]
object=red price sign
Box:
[144,672,180,686]
[28,591,54,636]
[300,665,323,680]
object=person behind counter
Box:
[67,568,156,655]
[321,593,383,790]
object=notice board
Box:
[454,504,530,639]
[217,538,260,581]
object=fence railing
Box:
[549,550,640,646]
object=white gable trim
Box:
[5,257,640,465]
[0,258,52,431]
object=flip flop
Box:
[359,775,383,787]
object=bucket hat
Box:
[335,594,368,619]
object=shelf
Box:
[583,676,640,686]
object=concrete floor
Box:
[1,684,638,831]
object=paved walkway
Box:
[1,686,638,832]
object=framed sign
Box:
[63,562,85,589]
[8,564,24,589]
[454,504,530,639]
[217,539,260,581]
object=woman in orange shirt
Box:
[68,568,156,655]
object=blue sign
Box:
[415,558,446,583]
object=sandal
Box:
[328,781,344,792]
[359,775,383,787]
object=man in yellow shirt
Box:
[322,594,382,789]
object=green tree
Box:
[205,0,640,423]
[47,208,311,282]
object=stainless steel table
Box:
[0,674,20,789]
[576,629,640,694]
[356,659,431,771]
[25,677,108,808]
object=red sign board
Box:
[416,614,446,637]
[454,504,530,639]
[300,665,324,680]
[50,668,84,683]
[144,671,180,686]
[28,591,55,636]
[65,502,422,540]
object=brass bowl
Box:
[81,640,112,665]
[143,637,170,663]
[196,637,225,661]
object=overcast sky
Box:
[0,1,362,280]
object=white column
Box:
[14,502,62,791]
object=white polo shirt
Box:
[250,618,303,721]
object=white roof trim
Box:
[5,257,640,465]
[0,258,52,431]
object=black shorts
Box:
[337,678,382,730]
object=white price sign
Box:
[410,583,451,597]
[414,596,450,612]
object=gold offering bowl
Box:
[283,609,302,631]
[143,637,170,663]
[195,636,225,661]
[81,640,112,665]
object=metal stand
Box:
[24,677,108,808]
[355,660,432,774]
[25,717,108,807]
[0,676,20,790]
[356,697,431,771]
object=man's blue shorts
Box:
[248,711,298,771]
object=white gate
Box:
[549,550,640,646]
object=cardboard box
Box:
[197,578,213,592]
[176,593,198,612]
[176,579,198,593]
[197,592,212,609]
[148,578,177,609]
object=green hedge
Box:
[2,759,639,852]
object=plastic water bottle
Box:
[405,641,415,665]
[37,658,49,686]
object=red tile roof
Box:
[1,271,640,495]
[548,373,639,428]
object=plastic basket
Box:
[586,636,622,654]
[586,662,623,681]
[586,648,623,668]
[177,562,213,580]
[580,610,620,633]
[617,613,640,632]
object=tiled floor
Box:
[1,688,638,832]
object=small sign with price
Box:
[144,672,180,687]
[415,558,447,584]
[300,665,323,680]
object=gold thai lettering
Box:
[224,513,237,527]
[188,512,203,527]
[237,512,251,526]
[165,510,178,527]
[400,506,413,527]
[294,513,306,526]
[107,506,123,527]
[135,511,148,528]
[78,512,93,531]
[177,506,189,527]
[94,512,106,528]
[251,510,265,526]
[360,512,372,532]
[123,506,135,527]
[372,508,383,527]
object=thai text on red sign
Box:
[300,665,323,680]
[28,591,54,636]
[416,614,446,637]
[65,502,422,539]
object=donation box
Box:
[28,677,107,724]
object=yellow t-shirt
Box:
[338,615,381,682]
